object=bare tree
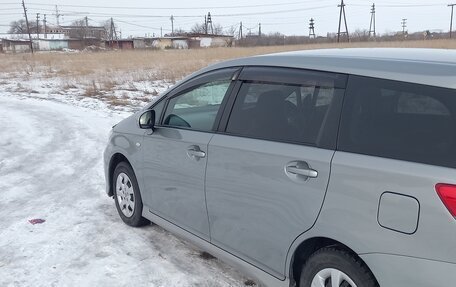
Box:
[190,22,224,35]
[191,23,206,34]
[351,29,369,42]
[70,19,88,40]
[225,25,237,36]
[213,24,223,35]
[8,19,36,34]
[173,28,186,36]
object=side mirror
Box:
[139,110,156,129]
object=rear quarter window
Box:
[339,76,456,168]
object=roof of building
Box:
[186,33,234,38]
[0,34,66,40]
[60,26,106,30]
[204,48,456,89]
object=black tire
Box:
[300,247,378,287]
[112,162,150,227]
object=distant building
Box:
[105,39,134,50]
[186,34,234,48]
[0,30,235,53]
[1,39,32,53]
[36,39,69,51]
[132,34,234,50]
[60,26,107,40]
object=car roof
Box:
[204,48,456,89]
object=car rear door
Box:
[205,67,347,277]
[141,68,238,240]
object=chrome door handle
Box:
[188,150,206,158]
[286,166,318,178]
[187,146,206,160]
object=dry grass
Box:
[1,39,455,82]
[1,39,455,109]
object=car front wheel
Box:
[112,162,150,227]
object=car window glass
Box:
[339,76,456,168]
[163,79,231,132]
[226,78,342,146]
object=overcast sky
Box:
[0,0,452,37]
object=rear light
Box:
[436,183,456,217]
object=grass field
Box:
[1,39,455,108]
[1,39,456,80]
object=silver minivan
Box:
[104,48,456,287]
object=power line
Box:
[24,0,333,10]
[213,5,333,17]
[58,11,200,18]
[23,4,333,20]
[114,18,171,31]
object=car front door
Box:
[205,67,347,277]
[142,68,238,240]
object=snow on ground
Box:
[0,76,255,286]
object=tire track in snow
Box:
[0,96,251,287]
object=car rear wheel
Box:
[299,247,378,287]
[113,162,150,227]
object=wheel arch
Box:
[289,236,378,286]
[108,153,133,197]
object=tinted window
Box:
[339,76,456,168]
[152,100,165,124]
[226,71,345,147]
[163,77,232,132]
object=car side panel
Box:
[206,134,333,278]
[312,151,456,262]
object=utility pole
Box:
[110,17,119,48]
[36,13,40,40]
[109,17,113,48]
[22,0,33,53]
[369,3,376,38]
[259,23,261,37]
[55,5,61,26]
[207,12,214,34]
[43,14,47,39]
[309,18,316,38]
[160,27,163,37]
[239,22,243,39]
[204,15,207,34]
[402,18,407,35]
[449,4,455,38]
[337,0,349,42]
[170,15,174,36]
